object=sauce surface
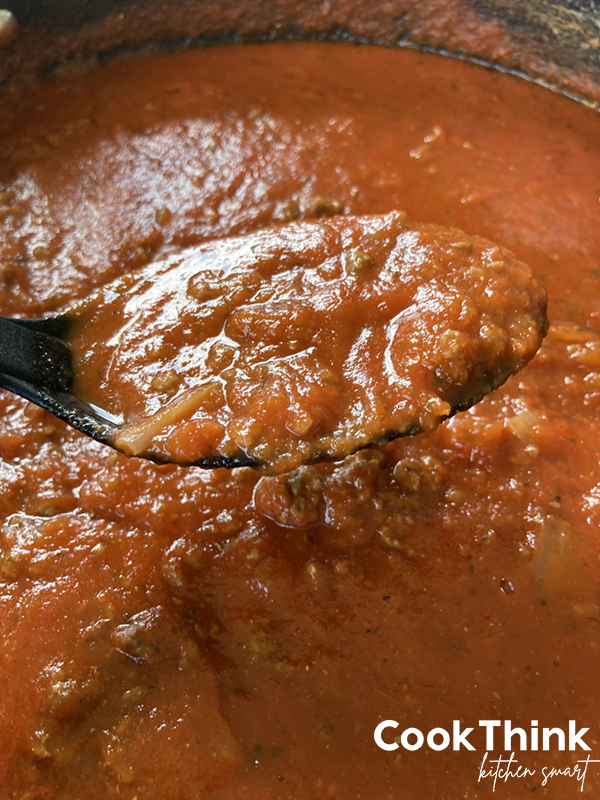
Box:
[67,213,546,472]
[1,42,600,799]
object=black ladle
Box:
[0,314,259,468]
[0,213,549,475]
[0,315,119,443]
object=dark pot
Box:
[1,0,599,103]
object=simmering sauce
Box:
[1,42,600,799]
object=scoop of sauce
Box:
[66,212,547,473]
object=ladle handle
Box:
[0,316,72,391]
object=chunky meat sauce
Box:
[1,42,600,799]
[66,213,546,472]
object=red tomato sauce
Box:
[66,213,547,472]
[1,42,600,799]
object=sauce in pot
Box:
[1,42,600,799]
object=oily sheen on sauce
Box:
[0,42,600,800]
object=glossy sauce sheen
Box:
[1,43,600,799]
[67,213,546,472]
